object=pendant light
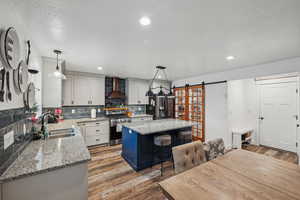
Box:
[53,49,66,79]
[146,66,174,97]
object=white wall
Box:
[172,57,300,147]
[0,0,42,113]
[42,57,62,108]
[173,57,300,86]
[227,79,258,145]
[205,83,229,147]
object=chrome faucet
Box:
[40,111,52,136]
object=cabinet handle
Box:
[96,123,100,125]
[96,130,100,132]
[96,139,100,141]
[71,100,74,105]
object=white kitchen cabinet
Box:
[89,77,105,105]
[73,76,91,105]
[62,75,74,106]
[1,163,88,200]
[127,79,149,105]
[42,57,63,107]
[62,73,105,106]
[77,120,109,146]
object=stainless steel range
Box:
[105,108,131,145]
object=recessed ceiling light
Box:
[139,16,151,26]
[97,66,103,70]
[226,56,235,60]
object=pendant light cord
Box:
[56,52,59,70]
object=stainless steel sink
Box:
[48,128,76,139]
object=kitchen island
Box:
[122,119,195,171]
[0,128,91,200]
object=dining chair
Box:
[203,138,225,161]
[172,141,207,174]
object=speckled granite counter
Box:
[129,114,153,118]
[0,129,90,183]
[123,119,195,135]
[75,117,109,123]
[47,117,109,131]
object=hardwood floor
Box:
[88,144,173,200]
[243,144,298,164]
[88,144,298,200]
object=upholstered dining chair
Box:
[203,138,225,161]
[172,141,207,174]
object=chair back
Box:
[172,141,206,174]
[204,138,225,161]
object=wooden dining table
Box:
[159,149,300,200]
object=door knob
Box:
[259,117,264,120]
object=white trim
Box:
[255,72,299,81]
[256,76,298,85]
[297,76,300,165]
[256,82,261,146]
[257,76,299,155]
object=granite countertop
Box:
[75,117,109,123]
[129,114,153,118]
[0,129,91,183]
[47,117,109,131]
[123,119,195,135]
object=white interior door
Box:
[259,81,297,152]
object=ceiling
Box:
[10,0,300,80]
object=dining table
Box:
[159,149,300,200]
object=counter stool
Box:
[178,131,192,145]
[153,134,172,176]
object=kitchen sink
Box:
[48,128,76,139]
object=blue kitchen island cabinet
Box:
[121,119,195,171]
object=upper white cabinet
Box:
[42,57,63,107]
[127,79,149,105]
[62,75,74,106]
[62,73,105,106]
[89,77,105,105]
[73,76,91,105]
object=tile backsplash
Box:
[61,105,105,119]
[128,105,146,115]
[43,105,146,119]
[0,108,33,175]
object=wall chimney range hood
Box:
[108,77,125,99]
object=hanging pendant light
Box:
[145,66,174,97]
[157,86,165,96]
[53,49,66,79]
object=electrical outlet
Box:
[23,124,27,135]
[4,131,14,150]
[72,109,76,114]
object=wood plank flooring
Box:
[243,144,298,164]
[88,144,298,200]
[88,144,173,200]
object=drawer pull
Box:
[96,130,100,132]
[96,139,100,141]
[96,123,100,125]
